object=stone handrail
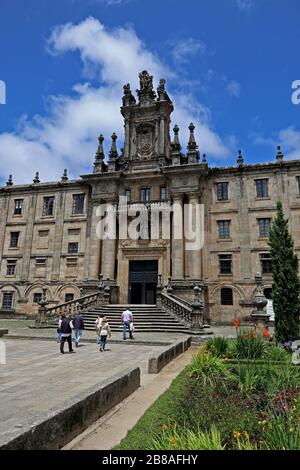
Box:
[157,288,204,331]
[44,291,105,322]
[157,291,193,326]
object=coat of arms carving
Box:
[136,123,155,160]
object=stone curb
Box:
[0,367,140,450]
[148,335,192,373]
[4,334,171,347]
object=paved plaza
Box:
[0,337,164,446]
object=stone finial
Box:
[109,133,118,159]
[187,123,200,164]
[94,134,105,173]
[122,83,136,106]
[276,145,284,162]
[172,125,181,152]
[6,174,13,186]
[61,169,68,182]
[202,153,207,163]
[237,149,244,167]
[33,172,40,184]
[187,123,197,151]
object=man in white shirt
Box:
[121,308,133,340]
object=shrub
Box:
[232,329,268,360]
[265,344,291,362]
[151,423,225,450]
[260,410,300,450]
[188,350,232,386]
[206,337,229,357]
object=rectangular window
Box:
[125,189,131,202]
[10,232,20,248]
[2,292,13,310]
[140,188,151,202]
[68,228,80,236]
[14,199,23,215]
[217,182,229,201]
[6,260,16,276]
[68,242,78,254]
[65,293,74,303]
[160,186,167,201]
[256,179,269,198]
[66,257,78,265]
[219,254,232,275]
[221,288,233,306]
[36,258,47,267]
[72,194,85,215]
[297,176,300,195]
[258,218,271,238]
[33,293,43,304]
[218,220,230,239]
[260,253,272,274]
[43,196,54,216]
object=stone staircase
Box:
[82,304,190,334]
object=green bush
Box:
[265,345,291,362]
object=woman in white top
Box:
[95,314,107,344]
[99,319,111,352]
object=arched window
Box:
[221,288,233,306]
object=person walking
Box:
[99,318,111,352]
[73,308,85,347]
[59,313,75,354]
[95,314,106,344]
[121,307,133,340]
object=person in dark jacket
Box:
[73,309,85,347]
[59,314,75,354]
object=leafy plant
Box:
[265,344,291,362]
[188,350,232,385]
[232,329,268,360]
[206,336,229,357]
[151,423,225,450]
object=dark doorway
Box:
[129,260,158,304]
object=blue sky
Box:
[0,0,299,184]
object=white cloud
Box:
[235,0,254,12]
[226,80,241,98]
[170,38,208,65]
[0,17,229,184]
[254,126,300,160]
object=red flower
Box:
[243,332,249,340]
[263,329,269,338]
[233,318,239,328]
[252,331,257,339]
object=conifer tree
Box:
[268,201,300,342]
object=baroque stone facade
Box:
[1,71,300,324]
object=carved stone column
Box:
[88,201,102,280]
[186,193,202,279]
[100,200,117,280]
[172,194,184,279]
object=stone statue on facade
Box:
[122,83,136,107]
